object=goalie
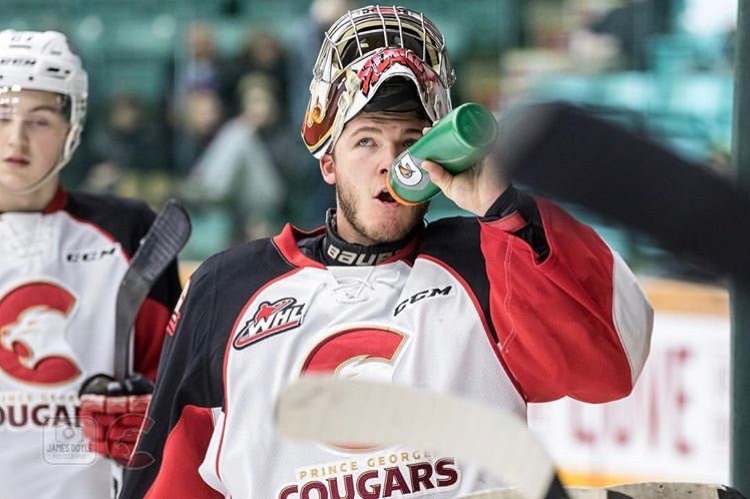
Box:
[122,5,653,497]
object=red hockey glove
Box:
[79,373,153,467]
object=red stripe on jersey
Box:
[43,187,68,213]
[273,224,327,268]
[134,297,172,381]
[145,405,222,499]
[481,198,632,403]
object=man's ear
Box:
[320,154,336,185]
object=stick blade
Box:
[128,199,192,282]
[276,376,564,499]
[113,199,191,379]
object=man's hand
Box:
[418,127,509,216]
[421,156,509,216]
[78,373,153,467]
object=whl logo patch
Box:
[233,298,304,349]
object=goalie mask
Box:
[0,30,88,186]
[301,5,455,159]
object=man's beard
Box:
[337,185,427,244]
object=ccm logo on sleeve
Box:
[394,286,453,316]
[65,245,119,263]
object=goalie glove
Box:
[78,373,154,467]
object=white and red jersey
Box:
[123,190,652,498]
[0,189,181,499]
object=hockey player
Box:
[122,5,653,498]
[0,30,181,498]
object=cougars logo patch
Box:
[233,297,305,350]
[0,282,81,385]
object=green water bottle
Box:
[386,102,498,205]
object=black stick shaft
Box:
[496,102,750,281]
[113,200,190,380]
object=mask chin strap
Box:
[6,123,79,196]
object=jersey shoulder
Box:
[200,236,290,280]
[64,191,155,257]
[173,237,295,354]
[420,215,480,261]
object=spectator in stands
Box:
[582,0,675,71]
[219,30,291,121]
[167,22,222,111]
[88,94,166,178]
[564,0,624,71]
[84,93,172,206]
[181,74,285,246]
[173,87,223,174]
[236,73,315,227]
[162,22,224,171]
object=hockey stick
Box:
[80,199,191,394]
[78,200,190,489]
[461,483,746,499]
[112,198,191,380]
[276,376,569,499]
[494,102,750,282]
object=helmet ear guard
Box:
[0,30,88,169]
[301,5,454,159]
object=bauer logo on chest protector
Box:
[233,297,305,349]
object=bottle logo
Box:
[393,154,423,187]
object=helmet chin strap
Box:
[9,157,66,195]
[7,123,78,196]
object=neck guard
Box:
[321,209,420,266]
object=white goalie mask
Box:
[0,30,88,178]
[301,5,455,158]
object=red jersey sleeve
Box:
[132,259,181,381]
[480,197,653,403]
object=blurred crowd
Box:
[61,0,362,259]
[51,0,737,271]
